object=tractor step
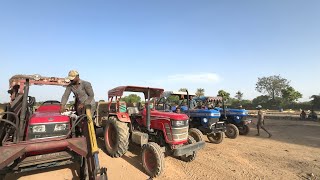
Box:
[17,151,73,168]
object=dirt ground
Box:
[5,118,320,180]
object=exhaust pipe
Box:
[146,88,151,132]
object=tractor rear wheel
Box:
[180,136,197,162]
[239,124,250,135]
[188,128,203,142]
[207,132,224,144]
[104,116,129,157]
[142,142,164,178]
[225,124,239,139]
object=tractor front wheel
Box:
[188,128,203,142]
[142,142,165,178]
[180,136,197,162]
[104,116,130,157]
[225,124,239,139]
[239,124,250,135]
[207,132,224,144]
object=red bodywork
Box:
[0,75,87,174]
[106,86,190,145]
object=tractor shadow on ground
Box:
[4,164,79,180]
[96,136,147,176]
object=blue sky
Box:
[0,0,319,103]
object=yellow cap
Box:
[67,70,79,80]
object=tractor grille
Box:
[208,118,219,126]
[165,123,188,141]
[28,123,69,140]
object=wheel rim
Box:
[105,123,117,150]
[214,133,220,140]
[227,126,235,136]
[143,149,157,173]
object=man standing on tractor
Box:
[256,105,272,138]
[60,70,96,115]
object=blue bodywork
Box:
[214,107,249,124]
[178,106,225,134]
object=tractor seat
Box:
[127,107,140,116]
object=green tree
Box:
[218,90,230,100]
[121,94,141,104]
[256,75,290,100]
[179,88,188,92]
[252,95,270,107]
[235,91,243,101]
[310,94,320,108]
[281,86,302,104]
[195,88,205,97]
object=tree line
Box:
[120,75,319,110]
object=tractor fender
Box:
[115,112,131,123]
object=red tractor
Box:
[0,74,107,180]
[95,86,205,178]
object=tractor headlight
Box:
[32,125,46,133]
[236,116,240,120]
[202,118,208,123]
[171,120,188,127]
[54,123,68,131]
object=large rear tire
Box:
[104,116,130,157]
[207,132,224,144]
[225,124,239,139]
[188,128,203,142]
[239,124,250,135]
[141,142,164,178]
[180,136,197,162]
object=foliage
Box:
[195,88,205,97]
[178,88,188,92]
[281,86,302,104]
[256,75,290,100]
[218,90,230,100]
[310,94,320,108]
[235,91,243,101]
[121,94,141,104]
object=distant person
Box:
[300,110,307,120]
[175,107,181,114]
[308,109,318,120]
[189,96,197,109]
[256,105,272,138]
[60,70,96,116]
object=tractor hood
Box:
[29,111,70,125]
[214,107,248,116]
[149,109,189,121]
[187,109,221,118]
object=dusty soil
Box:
[5,119,320,180]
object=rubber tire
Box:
[180,136,197,162]
[104,116,130,158]
[207,132,224,144]
[225,124,239,139]
[141,142,165,178]
[239,124,250,135]
[188,128,203,142]
[79,157,89,180]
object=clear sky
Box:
[1,0,319,103]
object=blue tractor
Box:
[156,91,226,144]
[214,107,252,135]
[193,96,240,139]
